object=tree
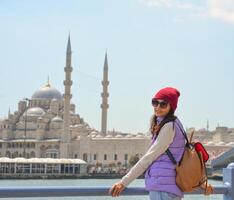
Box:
[117,161,122,167]
[129,154,139,166]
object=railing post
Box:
[223,162,234,200]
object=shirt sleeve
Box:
[120,122,175,187]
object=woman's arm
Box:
[121,122,175,187]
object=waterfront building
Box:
[0,157,87,177]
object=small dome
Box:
[115,134,123,138]
[95,134,103,138]
[216,141,225,146]
[136,134,144,138]
[51,116,63,123]
[226,142,234,146]
[105,134,113,138]
[205,141,214,145]
[125,134,133,138]
[24,107,45,117]
[32,84,62,100]
[90,131,98,135]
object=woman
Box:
[109,87,212,200]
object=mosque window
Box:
[114,154,118,161]
[13,152,18,158]
[94,154,97,160]
[104,154,107,160]
[30,151,35,158]
[5,151,11,157]
[83,153,88,162]
[124,154,128,161]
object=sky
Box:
[0,0,234,134]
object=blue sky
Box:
[0,0,234,133]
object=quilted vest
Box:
[145,117,185,198]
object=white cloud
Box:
[208,0,234,23]
[139,0,234,24]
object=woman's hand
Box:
[109,182,125,197]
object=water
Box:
[0,179,223,200]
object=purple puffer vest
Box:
[145,117,185,198]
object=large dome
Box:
[32,84,62,100]
[23,107,45,117]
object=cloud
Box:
[208,0,234,23]
[139,0,234,24]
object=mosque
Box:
[0,36,233,168]
[0,36,150,166]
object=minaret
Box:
[206,120,209,131]
[8,108,11,118]
[61,35,73,158]
[101,52,109,135]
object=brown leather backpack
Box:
[155,117,213,194]
[168,131,208,192]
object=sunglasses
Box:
[151,99,168,109]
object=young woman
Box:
[110,87,185,200]
[109,87,213,200]
[109,87,212,200]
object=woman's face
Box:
[152,99,171,117]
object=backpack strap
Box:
[166,149,177,165]
[166,120,189,165]
[152,116,177,140]
[156,116,177,133]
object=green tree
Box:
[129,154,139,166]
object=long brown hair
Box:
[150,109,175,136]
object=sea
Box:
[0,179,223,200]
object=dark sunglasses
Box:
[151,99,168,108]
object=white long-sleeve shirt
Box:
[121,122,175,187]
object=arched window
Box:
[104,154,107,160]
[93,154,97,160]
[83,153,88,162]
[5,151,11,158]
[114,154,118,161]
[30,151,35,158]
[124,154,128,161]
[14,151,18,157]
